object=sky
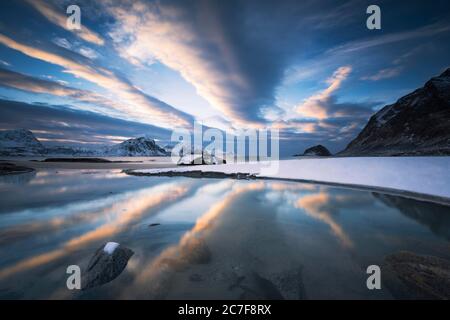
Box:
[0,0,449,155]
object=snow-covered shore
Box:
[129,157,450,201]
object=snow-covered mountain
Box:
[103,137,168,156]
[340,68,450,156]
[0,129,46,156]
[0,129,168,157]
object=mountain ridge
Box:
[0,129,169,157]
[339,68,450,156]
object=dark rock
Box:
[0,162,35,175]
[297,144,331,156]
[82,242,134,290]
[382,251,450,299]
[125,169,257,180]
[189,274,203,282]
[340,68,450,156]
[149,223,161,227]
[43,158,113,163]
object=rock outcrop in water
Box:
[82,242,134,290]
[340,68,450,156]
[296,145,331,157]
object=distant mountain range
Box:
[340,68,450,156]
[0,129,168,157]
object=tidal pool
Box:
[0,169,449,299]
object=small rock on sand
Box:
[82,242,134,290]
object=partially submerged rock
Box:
[149,223,161,227]
[298,145,331,156]
[382,251,450,299]
[82,242,134,290]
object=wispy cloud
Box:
[327,21,450,55]
[106,0,296,128]
[53,37,99,59]
[25,0,104,45]
[0,99,171,146]
[361,66,403,81]
[0,67,124,117]
[296,66,352,119]
[0,33,193,129]
[0,59,11,67]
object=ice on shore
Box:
[131,157,450,199]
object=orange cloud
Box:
[296,66,352,120]
[296,192,354,248]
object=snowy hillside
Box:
[104,137,168,156]
[0,129,45,156]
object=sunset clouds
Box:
[0,0,449,154]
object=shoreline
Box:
[124,168,450,206]
[125,156,450,205]
[2,156,449,206]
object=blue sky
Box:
[0,0,449,155]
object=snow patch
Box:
[131,157,450,199]
[103,242,120,255]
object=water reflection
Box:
[0,170,449,299]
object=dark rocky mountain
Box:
[340,68,450,156]
[295,144,331,156]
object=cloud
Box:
[0,67,126,117]
[25,0,104,45]
[52,37,99,59]
[361,66,403,81]
[0,59,11,67]
[296,66,352,119]
[327,21,450,55]
[0,99,172,146]
[0,33,193,129]
[105,0,306,128]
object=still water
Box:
[0,169,449,299]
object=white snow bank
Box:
[132,157,450,199]
[103,242,120,255]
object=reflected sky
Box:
[0,170,449,299]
